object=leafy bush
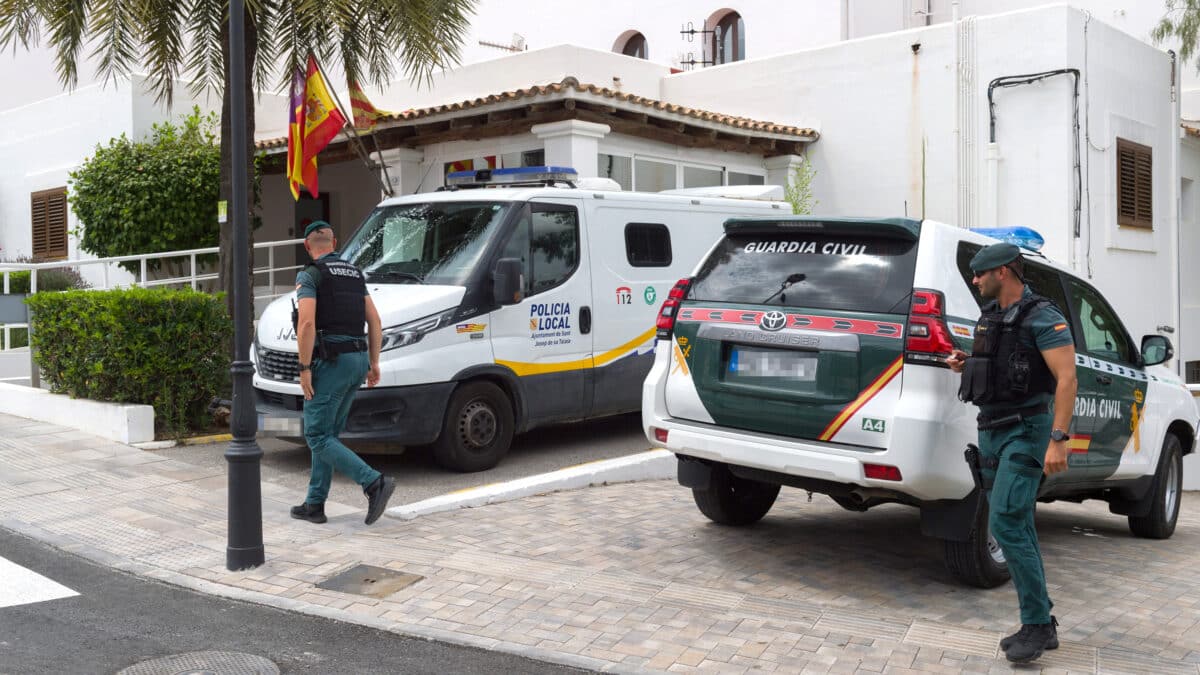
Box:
[26,288,231,435]
[68,107,221,275]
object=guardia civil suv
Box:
[642,216,1197,587]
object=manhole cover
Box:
[117,651,278,675]
[316,563,423,599]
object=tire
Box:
[432,381,515,473]
[944,497,1010,588]
[692,465,781,526]
[1129,435,1183,539]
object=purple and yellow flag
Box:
[286,67,307,200]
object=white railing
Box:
[0,238,304,351]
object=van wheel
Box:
[692,466,780,526]
[432,381,515,473]
[1129,435,1183,539]
[943,498,1009,588]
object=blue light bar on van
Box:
[445,166,578,187]
[970,226,1045,253]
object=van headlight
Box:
[381,308,457,351]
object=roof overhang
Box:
[259,77,817,171]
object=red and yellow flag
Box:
[297,54,347,198]
[286,67,306,200]
[348,79,393,130]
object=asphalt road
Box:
[157,412,652,508]
[0,527,589,674]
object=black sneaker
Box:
[1004,618,1059,663]
[364,476,395,525]
[1001,616,1059,652]
[290,502,327,524]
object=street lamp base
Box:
[226,545,266,570]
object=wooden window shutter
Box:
[1116,138,1152,229]
[30,187,68,260]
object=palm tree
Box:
[0,0,475,314]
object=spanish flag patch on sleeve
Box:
[1053,323,1068,331]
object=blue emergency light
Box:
[970,226,1045,253]
[445,165,578,188]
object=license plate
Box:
[728,346,817,380]
[258,414,303,435]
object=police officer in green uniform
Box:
[289,220,395,526]
[946,243,1078,664]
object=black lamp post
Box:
[224,0,265,571]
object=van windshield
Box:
[688,233,919,314]
[340,202,512,286]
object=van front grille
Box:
[257,346,300,382]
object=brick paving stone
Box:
[4,412,1200,675]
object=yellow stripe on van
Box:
[497,328,656,377]
[818,356,904,442]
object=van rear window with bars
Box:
[1117,138,1152,229]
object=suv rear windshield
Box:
[688,233,919,314]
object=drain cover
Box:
[316,563,423,599]
[117,651,278,675]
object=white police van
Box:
[253,167,787,471]
[643,217,1198,586]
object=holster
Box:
[963,443,998,491]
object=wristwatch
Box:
[1050,429,1070,442]
[298,362,312,372]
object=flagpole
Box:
[311,55,393,197]
[368,132,395,197]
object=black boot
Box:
[364,475,395,525]
[1004,617,1059,663]
[1001,615,1059,652]
[290,502,327,524]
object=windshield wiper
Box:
[367,270,424,284]
[760,273,806,305]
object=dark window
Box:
[712,12,745,65]
[625,223,672,267]
[31,187,68,261]
[1117,138,1152,229]
[621,32,648,59]
[1066,278,1135,364]
[502,203,580,296]
[689,233,918,314]
[955,242,1070,321]
[1186,360,1200,384]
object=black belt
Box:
[976,402,1049,431]
[325,340,367,356]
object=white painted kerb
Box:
[386,449,675,521]
[0,382,154,444]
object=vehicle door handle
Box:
[1096,374,1113,385]
[580,306,592,334]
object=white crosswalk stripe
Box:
[0,555,78,608]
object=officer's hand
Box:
[1044,441,1069,475]
[300,370,314,400]
[366,362,381,388]
[945,349,968,373]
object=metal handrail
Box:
[0,238,305,351]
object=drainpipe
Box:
[953,0,961,227]
[1170,49,1182,375]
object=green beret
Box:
[969,242,1021,273]
[304,220,332,238]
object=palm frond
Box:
[87,0,139,89]
[43,0,88,89]
[0,0,48,52]
[136,0,185,104]
[183,0,223,99]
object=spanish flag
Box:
[298,54,347,198]
[348,79,393,130]
[286,67,306,200]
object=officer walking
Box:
[289,220,395,526]
[946,243,1077,664]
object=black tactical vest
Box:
[307,258,367,337]
[958,293,1057,406]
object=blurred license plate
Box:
[729,347,817,380]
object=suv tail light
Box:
[905,289,955,366]
[656,278,693,340]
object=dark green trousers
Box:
[979,411,1053,625]
[303,352,380,505]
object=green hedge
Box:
[26,288,231,435]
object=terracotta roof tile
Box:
[257,76,816,150]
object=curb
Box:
[386,449,675,521]
[177,433,233,446]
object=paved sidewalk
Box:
[1,413,1198,674]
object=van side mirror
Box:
[493,258,524,306]
[1141,334,1174,367]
